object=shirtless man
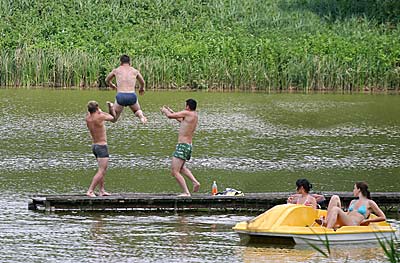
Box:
[105,54,147,124]
[86,101,114,197]
[161,99,200,196]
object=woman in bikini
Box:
[287,179,317,209]
[318,181,386,229]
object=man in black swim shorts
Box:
[86,101,114,197]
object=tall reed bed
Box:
[0,48,103,88]
[0,0,399,90]
[1,47,399,91]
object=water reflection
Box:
[241,246,316,263]
[89,215,105,240]
[1,113,400,173]
[0,194,398,263]
[240,244,390,263]
[1,90,400,262]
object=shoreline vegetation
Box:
[1,0,399,91]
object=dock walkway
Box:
[29,192,400,213]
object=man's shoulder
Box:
[85,113,93,121]
[185,110,198,122]
[130,67,140,74]
[88,112,106,122]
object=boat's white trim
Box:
[235,230,395,244]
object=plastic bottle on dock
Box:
[212,181,218,195]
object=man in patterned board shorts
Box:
[85,101,114,197]
[161,99,200,196]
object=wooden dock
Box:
[29,192,400,213]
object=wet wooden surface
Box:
[28,192,400,212]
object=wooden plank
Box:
[28,192,400,212]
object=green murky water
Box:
[0,89,399,262]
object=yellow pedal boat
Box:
[233,204,396,245]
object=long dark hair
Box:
[356,181,371,199]
[296,179,312,193]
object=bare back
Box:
[112,65,141,92]
[86,112,108,145]
[178,110,198,144]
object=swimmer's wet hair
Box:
[87,101,99,113]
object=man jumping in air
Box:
[105,54,147,124]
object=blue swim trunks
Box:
[116,92,137,106]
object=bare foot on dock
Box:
[86,191,96,197]
[193,182,200,193]
[178,193,191,197]
[99,191,111,196]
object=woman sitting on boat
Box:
[287,179,317,209]
[318,181,386,229]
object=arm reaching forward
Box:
[161,106,184,122]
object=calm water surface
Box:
[0,89,399,262]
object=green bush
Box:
[0,0,399,90]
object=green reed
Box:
[377,234,400,263]
[0,0,399,90]
[0,48,103,88]
[307,227,399,262]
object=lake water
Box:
[0,89,399,262]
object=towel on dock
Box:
[216,188,244,196]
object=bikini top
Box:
[348,200,368,218]
[296,195,313,207]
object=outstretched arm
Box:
[105,70,117,90]
[161,106,184,122]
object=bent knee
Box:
[331,195,340,200]
[330,206,343,215]
[330,195,341,203]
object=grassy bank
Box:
[0,0,399,91]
